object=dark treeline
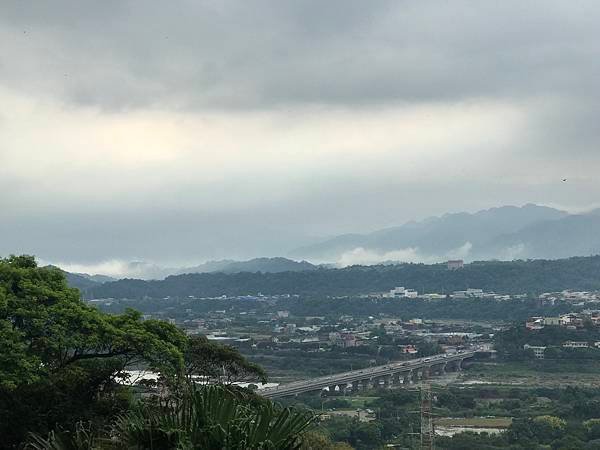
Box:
[286,297,573,321]
[100,296,573,323]
[84,255,600,299]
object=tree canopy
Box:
[0,256,270,448]
[84,255,600,299]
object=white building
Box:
[563,341,589,348]
[524,344,546,359]
[383,286,406,298]
[466,288,484,296]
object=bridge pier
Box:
[382,374,392,389]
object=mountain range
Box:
[289,204,600,263]
[62,257,317,289]
[61,203,600,286]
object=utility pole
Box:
[420,383,434,450]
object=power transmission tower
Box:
[420,383,434,450]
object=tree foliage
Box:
[185,335,267,383]
[29,385,316,450]
[0,256,267,448]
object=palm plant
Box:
[111,384,315,449]
[26,421,100,450]
[27,385,314,450]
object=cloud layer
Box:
[1,1,600,265]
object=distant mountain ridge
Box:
[62,203,600,288]
[63,257,317,289]
[488,213,600,260]
[82,255,600,300]
[289,203,600,263]
[175,257,317,276]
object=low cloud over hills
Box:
[289,204,600,264]
[61,257,317,287]
[58,203,600,285]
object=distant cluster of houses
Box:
[526,311,600,330]
[524,341,600,359]
[378,285,519,302]
[523,310,600,359]
[539,290,600,305]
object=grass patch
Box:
[346,396,379,408]
[435,417,512,428]
[463,360,600,388]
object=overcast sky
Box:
[1,1,599,270]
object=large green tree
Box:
[185,335,267,384]
[0,255,188,447]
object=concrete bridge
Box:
[260,350,475,399]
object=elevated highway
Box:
[260,350,475,399]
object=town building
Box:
[563,341,589,349]
[447,260,464,270]
[524,344,546,359]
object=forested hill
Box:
[82,256,600,299]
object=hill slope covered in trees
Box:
[83,255,600,299]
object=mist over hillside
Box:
[58,203,600,283]
[62,257,317,288]
[290,204,600,264]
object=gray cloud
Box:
[1,1,598,110]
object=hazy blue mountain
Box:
[63,257,317,285]
[487,213,600,260]
[174,260,237,274]
[62,271,104,290]
[177,257,317,275]
[290,204,569,262]
[43,265,114,290]
[73,273,117,283]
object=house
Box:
[399,345,418,354]
[342,333,357,348]
[383,287,406,298]
[563,341,589,348]
[543,317,561,326]
[422,293,447,300]
[524,344,546,359]
[447,260,464,270]
[404,289,419,298]
[466,288,484,297]
[526,317,544,330]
